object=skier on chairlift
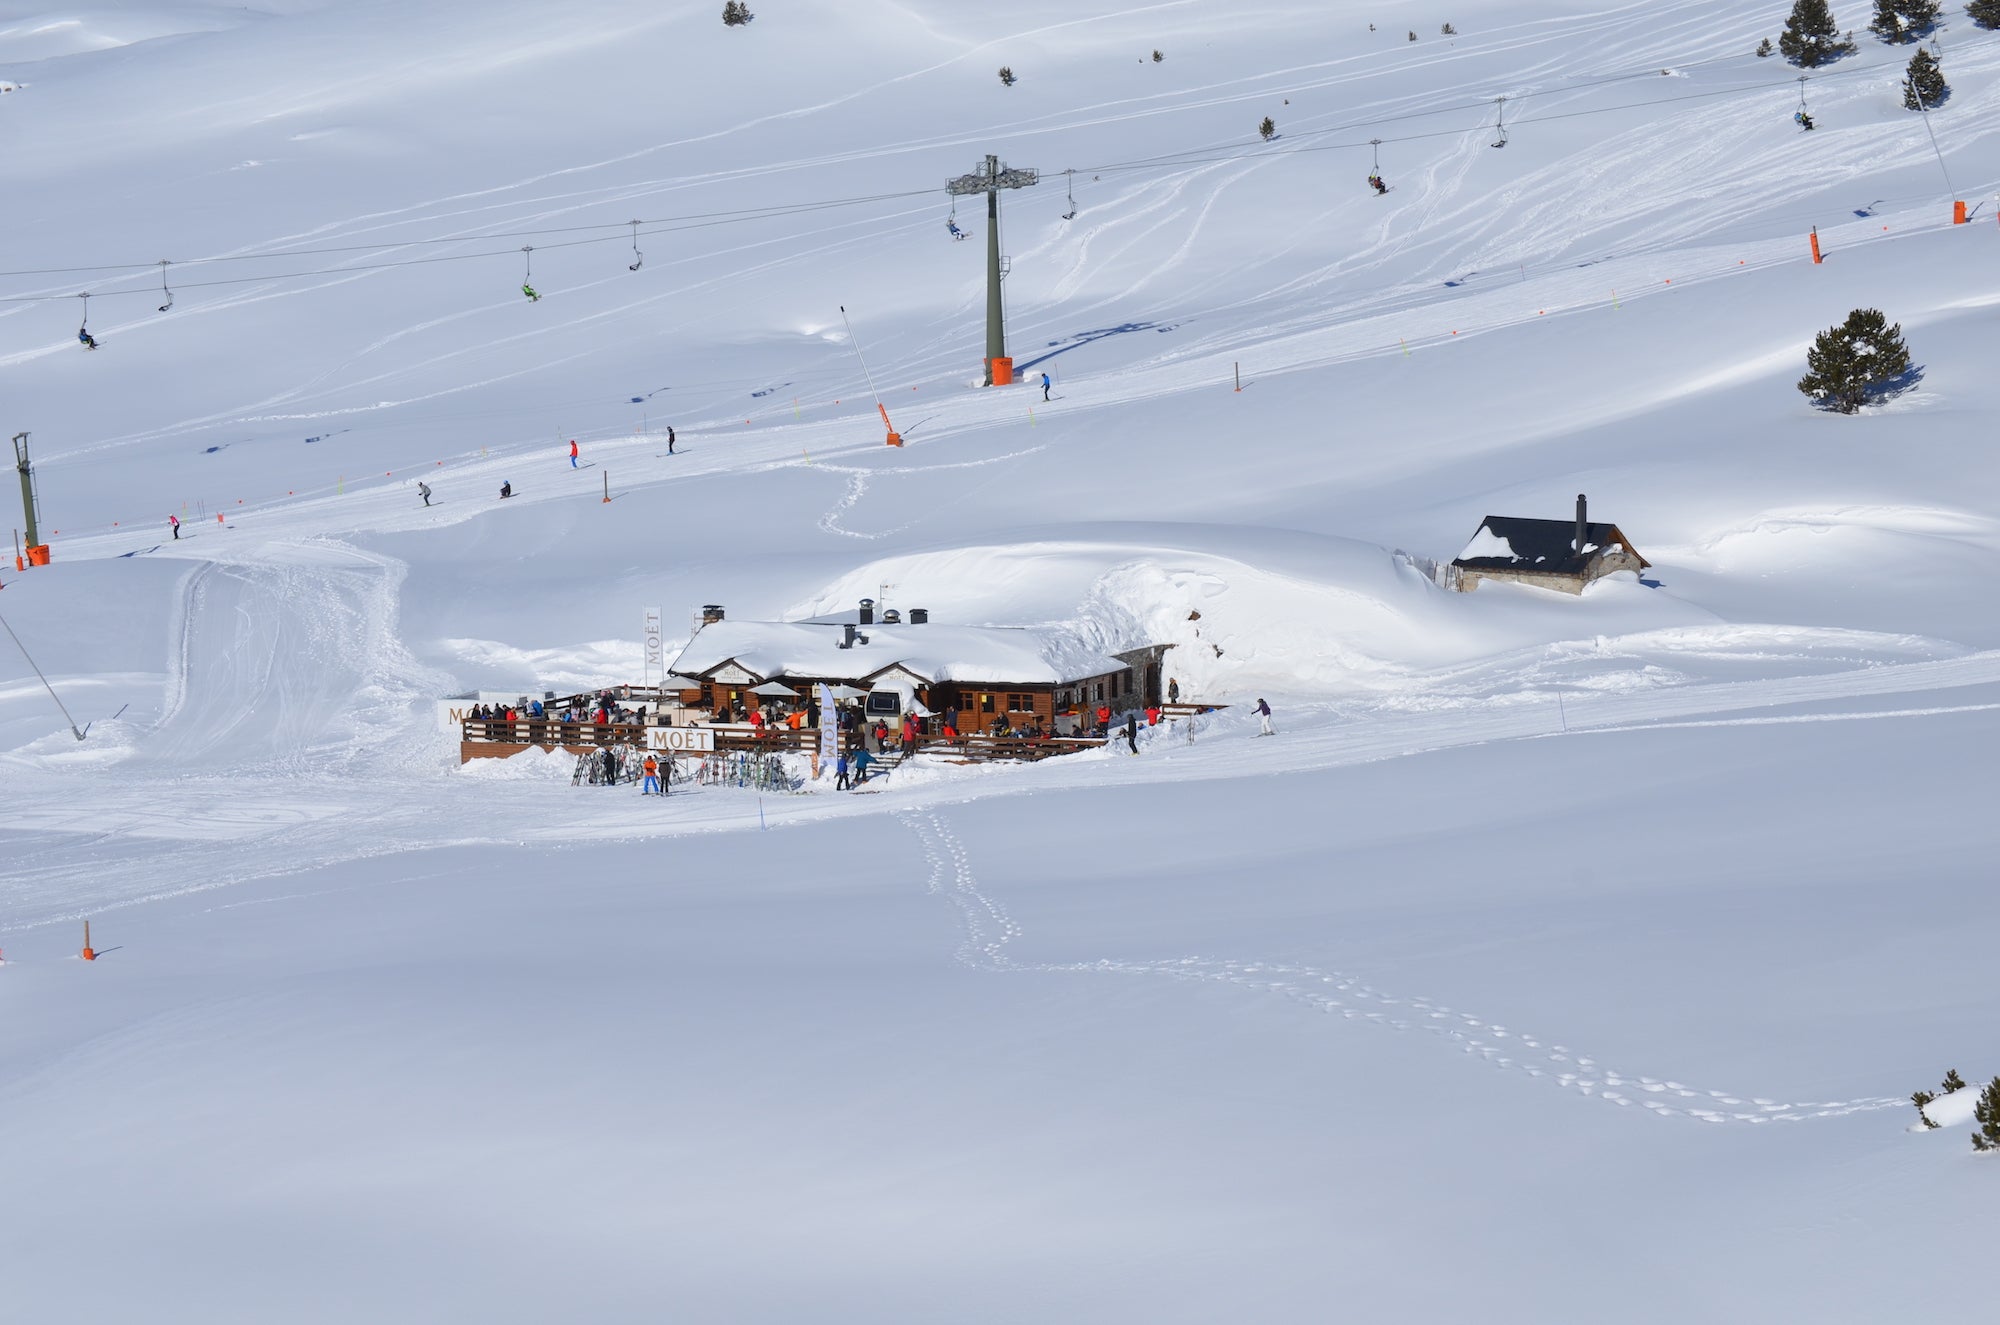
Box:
[947,218,966,241]
[1794,109,1814,130]
[1368,172,1389,196]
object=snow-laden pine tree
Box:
[1797,309,1913,413]
[1902,47,1949,108]
[1970,0,2000,31]
[1972,1077,2000,1152]
[1872,0,1941,39]
[1781,0,1855,64]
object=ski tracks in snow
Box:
[897,807,1903,1127]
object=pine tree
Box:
[721,0,752,26]
[1943,1069,1967,1093]
[1781,0,1855,65]
[1972,1077,2000,1152]
[1757,36,1775,55]
[1902,48,1948,107]
[1874,0,1942,38]
[1797,308,1913,413]
[1969,0,2000,31]
[1913,1089,1941,1128]
[998,66,1016,86]
[1258,116,1277,141]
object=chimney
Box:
[701,604,726,625]
[858,597,874,626]
[1574,494,1588,554]
[909,608,928,625]
[842,623,857,649]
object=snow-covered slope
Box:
[2,3,1996,1319]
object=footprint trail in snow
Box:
[899,808,1904,1126]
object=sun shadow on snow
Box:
[1015,321,1176,371]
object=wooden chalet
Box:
[669,600,1171,734]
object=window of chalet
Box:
[979,693,995,714]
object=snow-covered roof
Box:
[668,619,1129,687]
[1453,517,1648,573]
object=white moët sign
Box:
[646,726,716,754]
[643,606,663,681]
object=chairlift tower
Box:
[13,431,42,559]
[946,154,1039,385]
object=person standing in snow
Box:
[835,750,850,791]
[1125,713,1139,754]
[852,747,875,785]
[417,480,432,508]
[641,753,661,796]
[568,439,579,469]
[600,747,618,785]
[1040,372,1052,401]
[1254,697,1274,736]
[666,426,676,455]
[1167,677,1180,704]
[168,513,180,540]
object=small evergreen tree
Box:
[1943,1069,1967,1093]
[1874,0,1941,38]
[1258,115,1276,140]
[1902,47,1948,107]
[1781,0,1856,65]
[1913,1089,1941,1128]
[998,65,1016,86]
[1152,49,1164,62]
[1969,0,2000,30]
[1442,23,1458,35]
[721,0,752,26]
[1797,308,1913,413]
[1972,1077,2000,1152]
[1408,30,1419,41]
[1757,36,1775,55]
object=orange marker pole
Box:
[1952,200,1967,225]
[602,471,610,503]
[81,920,95,961]
[1809,227,1822,264]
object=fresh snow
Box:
[1,2,1997,1319]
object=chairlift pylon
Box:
[156,260,174,312]
[1062,169,1077,221]
[627,220,643,272]
[521,246,540,301]
[1490,97,1509,148]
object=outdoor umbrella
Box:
[748,681,797,697]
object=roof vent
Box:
[882,608,902,624]
[701,604,726,625]
[909,608,929,625]
[1574,494,1588,554]
[841,623,857,649]
[858,598,874,625]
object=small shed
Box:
[1451,493,1648,594]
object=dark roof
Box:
[1451,517,1649,574]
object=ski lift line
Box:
[0,50,1946,308]
[0,50,1896,284]
[1067,54,1847,175]
[1076,54,1905,179]
[0,186,943,280]
[0,610,87,743]
[0,200,941,305]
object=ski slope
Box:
[2,3,1997,1319]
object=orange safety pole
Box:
[81,920,95,961]
[1809,227,1822,264]
[1952,200,1967,225]
[878,403,902,448]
